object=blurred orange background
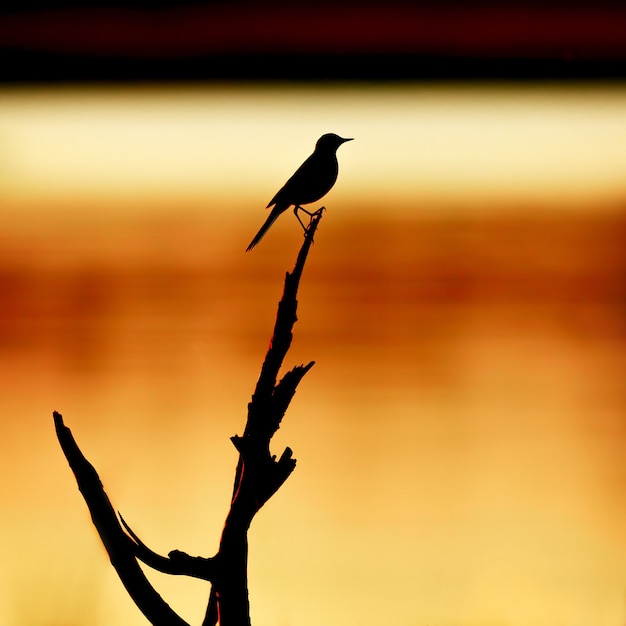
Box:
[1,83,625,626]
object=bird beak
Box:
[341,137,354,143]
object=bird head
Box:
[316,133,354,152]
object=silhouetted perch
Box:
[53,411,189,626]
[54,209,324,626]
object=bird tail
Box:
[245,204,286,251]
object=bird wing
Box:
[266,152,317,208]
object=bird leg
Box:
[297,205,316,217]
[293,205,309,233]
[294,205,326,242]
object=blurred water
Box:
[1,207,624,625]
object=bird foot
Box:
[294,205,325,243]
[304,207,325,244]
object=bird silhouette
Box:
[246,133,353,251]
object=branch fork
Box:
[54,209,324,626]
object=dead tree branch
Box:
[54,209,324,626]
[53,411,189,626]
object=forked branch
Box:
[54,209,324,626]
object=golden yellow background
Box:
[1,83,625,626]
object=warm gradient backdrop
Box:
[1,83,625,626]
